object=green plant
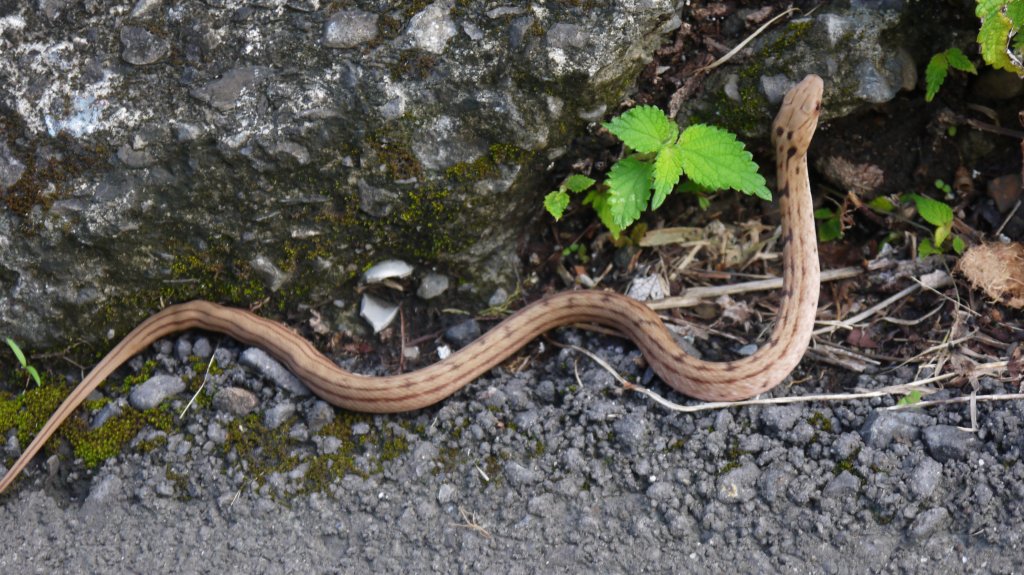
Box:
[976,0,1024,74]
[4,338,41,387]
[544,106,769,237]
[896,390,924,406]
[933,178,953,196]
[924,47,977,101]
[907,193,966,257]
[814,207,843,242]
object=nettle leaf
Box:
[679,124,771,201]
[563,174,596,193]
[925,53,949,102]
[544,190,571,220]
[944,47,977,73]
[910,194,953,227]
[605,156,654,229]
[652,143,684,210]
[977,7,1015,71]
[583,189,622,238]
[603,106,678,153]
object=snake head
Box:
[771,74,823,157]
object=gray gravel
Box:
[1,330,1023,573]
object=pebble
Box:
[907,507,950,541]
[504,461,539,487]
[129,375,186,410]
[239,348,311,396]
[823,470,860,498]
[922,425,979,462]
[613,415,649,451]
[305,400,335,432]
[323,9,379,49]
[120,26,170,66]
[212,387,259,416]
[761,404,805,433]
[264,402,297,430]
[437,483,456,504]
[859,411,930,448]
[192,337,213,359]
[444,319,481,349]
[908,457,943,499]
[417,273,449,299]
[717,462,760,503]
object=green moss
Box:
[808,412,833,433]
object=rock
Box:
[922,425,980,462]
[239,348,311,397]
[444,319,481,349]
[860,411,931,448]
[717,462,760,503]
[128,375,186,410]
[323,9,379,49]
[264,402,297,430]
[823,470,860,498]
[677,5,921,138]
[437,483,456,504]
[119,26,170,66]
[908,457,943,499]
[417,273,450,300]
[305,400,335,433]
[907,507,950,541]
[760,404,805,433]
[613,415,649,451]
[504,461,539,487]
[0,141,26,191]
[212,387,259,417]
[0,2,684,349]
[192,337,213,359]
[90,399,124,430]
[83,475,124,510]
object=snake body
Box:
[0,75,823,494]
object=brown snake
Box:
[0,75,823,494]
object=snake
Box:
[0,75,823,494]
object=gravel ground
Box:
[1,330,1022,574]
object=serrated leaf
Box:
[605,156,653,229]
[978,10,1015,71]
[583,189,622,238]
[910,194,953,227]
[944,47,977,73]
[925,53,949,102]
[602,106,678,153]
[868,196,896,213]
[952,235,966,254]
[977,0,1006,18]
[544,190,570,220]
[5,337,27,368]
[1007,0,1024,23]
[679,124,770,200]
[652,143,684,210]
[562,174,595,193]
